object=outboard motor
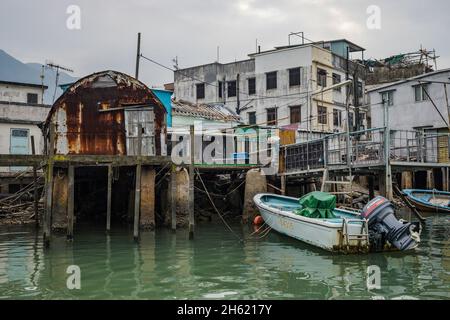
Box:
[361,196,420,251]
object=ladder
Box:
[320,168,354,196]
[341,217,369,252]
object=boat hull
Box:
[254,194,368,253]
[403,189,450,214]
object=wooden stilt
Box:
[31,136,39,228]
[441,167,447,191]
[188,125,195,240]
[368,176,375,200]
[133,124,142,242]
[281,175,286,195]
[44,123,55,248]
[67,165,74,240]
[171,164,177,231]
[106,164,112,233]
[426,169,434,189]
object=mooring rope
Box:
[256,226,272,239]
[195,169,244,243]
[194,179,246,198]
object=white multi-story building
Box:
[367,68,450,133]
[174,39,367,141]
[0,80,50,192]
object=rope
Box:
[195,169,244,243]
[194,179,245,198]
[257,226,272,239]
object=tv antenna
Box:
[172,56,179,70]
[46,61,74,103]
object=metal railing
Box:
[390,130,450,164]
[283,127,450,173]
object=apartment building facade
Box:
[174,39,367,140]
[368,68,450,132]
[0,80,50,192]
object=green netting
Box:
[294,191,337,219]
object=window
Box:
[317,68,327,87]
[333,109,342,127]
[227,80,237,97]
[414,84,429,102]
[332,73,341,92]
[289,67,301,87]
[290,105,301,124]
[196,83,205,99]
[267,108,277,125]
[248,111,256,125]
[381,91,394,106]
[266,71,277,90]
[11,129,29,137]
[357,81,363,98]
[218,81,223,98]
[248,78,256,95]
[318,106,327,124]
[27,93,38,104]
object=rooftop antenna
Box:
[172,56,179,70]
[288,31,305,46]
[46,61,74,103]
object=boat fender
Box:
[253,215,264,225]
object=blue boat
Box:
[403,189,450,213]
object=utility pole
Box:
[40,65,45,105]
[383,97,393,200]
[236,73,240,114]
[353,70,360,132]
[135,32,141,79]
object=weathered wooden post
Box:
[134,124,142,242]
[189,125,195,239]
[31,136,39,228]
[44,123,55,248]
[67,165,74,240]
[106,164,113,233]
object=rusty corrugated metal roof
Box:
[172,99,240,122]
[45,70,167,156]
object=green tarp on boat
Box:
[295,191,337,219]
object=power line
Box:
[140,53,350,104]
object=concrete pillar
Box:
[242,168,267,223]
[401,171,413,189]
[175,168,189,227]
[426,170,434,189]
[140,167,156,229]
[51,168,68,230]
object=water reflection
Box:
[0,213,448,300]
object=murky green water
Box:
[0,213,448,300]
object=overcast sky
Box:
[1,0,449,87]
